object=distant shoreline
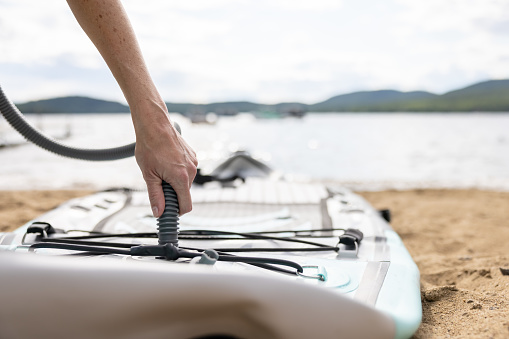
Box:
[17,110,509,115]
[13,79,509,114]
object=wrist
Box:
[130,98,171,132]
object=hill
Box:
[399,79,509,111]
[309,90,436,112]
[13,79,509,114]
[309,80,509,112]
[166,101,262,115]
[16,96,129,114]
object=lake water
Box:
[1,113,508,191]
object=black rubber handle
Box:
[156,123,182,246]
[157,181,179,246]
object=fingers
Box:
[134,117,197,218]
[145,174,193,217]
[167,163,196,215]
[171,182,193,216]
[183,140,198,160]
[145,177,164,218]
[141,158,196,217]
[185,156,198,189]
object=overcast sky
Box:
[1,0,509,104]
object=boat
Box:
[0,87,421,338]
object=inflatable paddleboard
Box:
[0,155,421,339]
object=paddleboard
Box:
[0,156,421,339]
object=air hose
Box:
[158,181,179,246]
[0,84,179,246]
[0,85,135,161]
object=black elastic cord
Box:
[243,262,297,275]
[60,232,157,240]
[27,227,356,276]
[28,242,304,274]
[43,235,338,253]
[178,230,334,248]
[210,246,338,253]
[29,242,131,255]
[62,228,348,240]
[39,237,134,248]
[58,230,336,250]
[39,237,338,253]
[217,255,303,273]
[245,228,346,236]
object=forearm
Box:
[67,0,197,216]
[66,0,167,126]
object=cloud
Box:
[260,0,343,11]
[2,0,509,103]
[0,0,104,70]
[0,60,122,102]
[388,0,509,91]
[395,0,509,33]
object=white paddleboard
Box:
[0,177,421,339]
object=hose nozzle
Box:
[157,182,179,247]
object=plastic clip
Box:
[195,249,219,265]
[297,265,327,281]
[336,228,363,256]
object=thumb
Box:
[145,178,165,218]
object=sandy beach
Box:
[1,188,508,338]
[360,189,509,338]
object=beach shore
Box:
[360,189,509,339]
[1,188,508,338]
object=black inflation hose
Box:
[158,181,179,246]
[0,85,135,161]
[0,84,179,246]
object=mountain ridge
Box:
[14,79,509,114]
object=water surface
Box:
[1,113,508,191]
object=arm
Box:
[66,0,197,217]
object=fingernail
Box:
[152,206,159,217]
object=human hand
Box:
[66,0,198,215]
[134,111,197,217]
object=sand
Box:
[1,188,508,338]
[359,189,509,339]
[0,190,94,232]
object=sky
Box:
[1,0,509,104]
